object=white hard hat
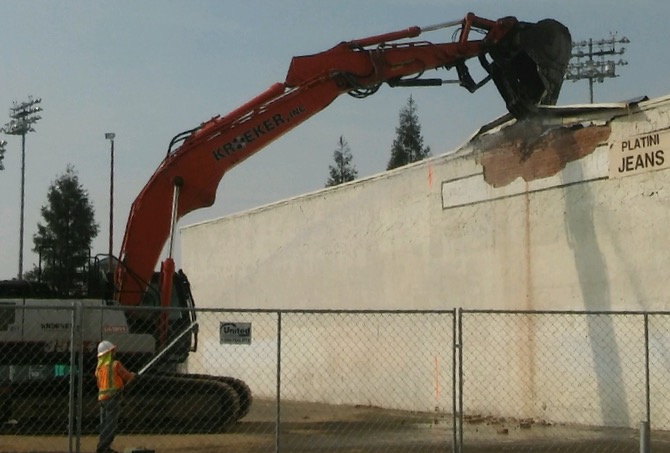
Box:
[97,340,116,357]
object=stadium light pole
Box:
[105,132,116,271]
[565,35,629,103]
[2,96,43,279]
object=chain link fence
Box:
[2,304,670,453]
[458,310,670,453]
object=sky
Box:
[0,0,668,280]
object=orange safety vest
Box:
[95,358,133,401]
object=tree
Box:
[386,95,431,170]
[326,135,358,187]
[0,140,6,171]
[29,165,99,295]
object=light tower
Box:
[565,35,629,103]
[105,132,116,271]
[2,96,43,279]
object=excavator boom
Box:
[116,13,572,306]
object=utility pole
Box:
[2,96,43,279]
[565,35,629,103]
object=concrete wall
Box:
[181,95,670,427]
[183,97,670,313]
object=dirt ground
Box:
[3,399,670,453]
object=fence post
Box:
[451,309,457,453]
[640,313,650,453]
[640,420,650,453]
[75,302,84,453]
[68,304,77,453]
[457,308,464,453]
[276,311,282,453]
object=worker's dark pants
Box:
[97,396,119,453]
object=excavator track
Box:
[1,377,74,434]
[161,372,253,420]
[1,373,249,434]
[121,373,242,433]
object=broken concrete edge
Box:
[182,93,663,228]
[446,94,661,188]
[469,95,651,147]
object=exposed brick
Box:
[475,120,612,188]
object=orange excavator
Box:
[1,13,571,433]
[117,12,570,319]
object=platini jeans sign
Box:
[609,130,670,178]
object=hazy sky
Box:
[0,0,667,280]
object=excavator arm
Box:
[116,13,571,308]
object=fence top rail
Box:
[460,309,670,316]
[75,306,458,315]
[6,303,670,316]
[2,303,457,315]
[8,304,670,316]
[267,308,456,315]
[0,303,78,311]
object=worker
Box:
[95,340,136,453]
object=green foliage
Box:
[326,135,358,187]
[22,267,40,282]
[30,164,99,295]
[386,95,431,170]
